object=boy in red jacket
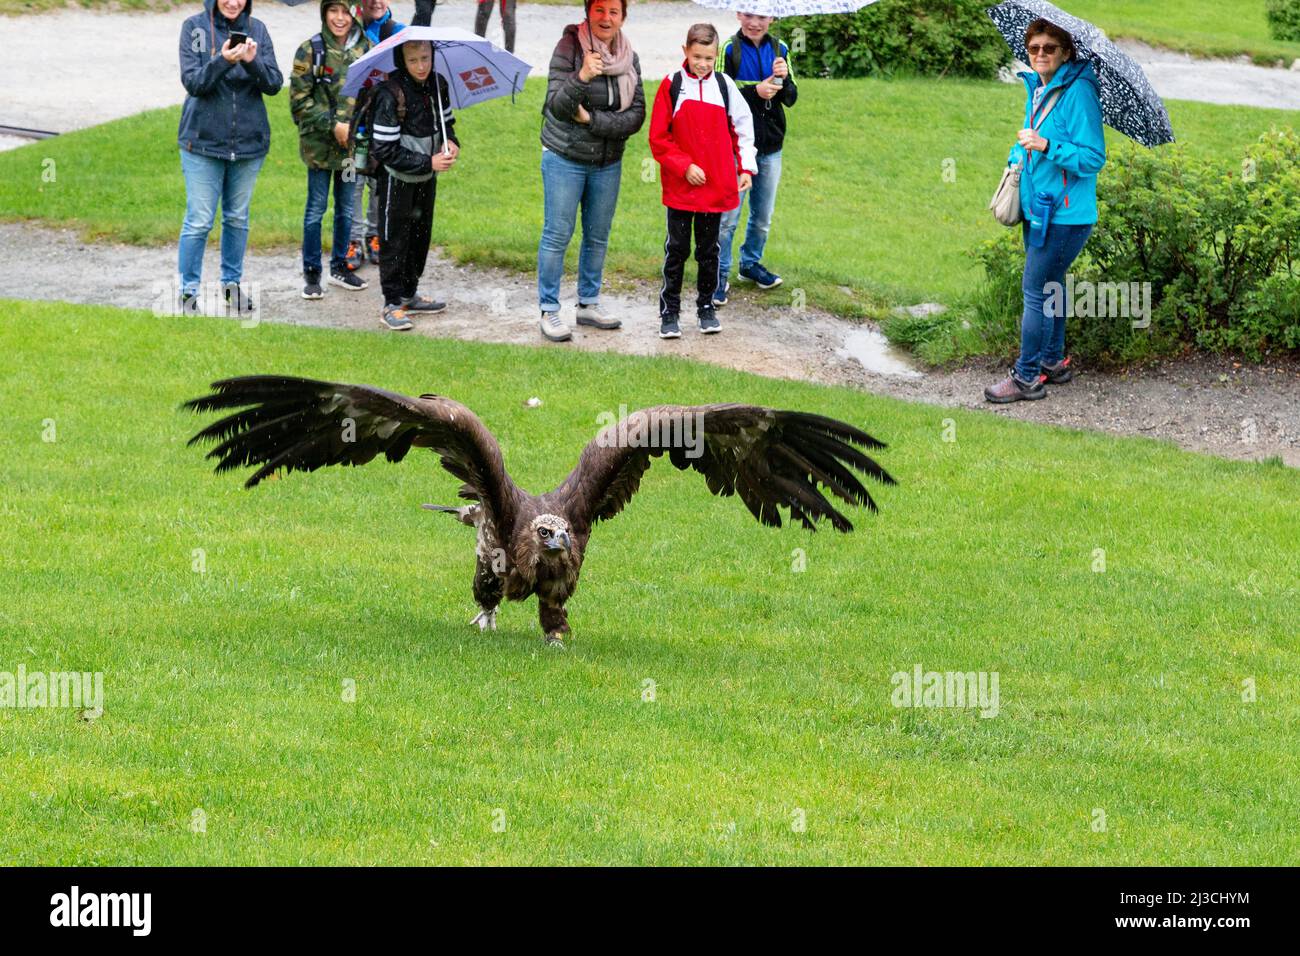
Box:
[649,23,756,338]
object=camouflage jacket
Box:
[290,25,370,170]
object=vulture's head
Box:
[530,514,573,562]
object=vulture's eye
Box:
[539,528,551,538]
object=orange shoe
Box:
[344,240,364,271]
[366,234,380,264]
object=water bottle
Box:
[1028,191,1053,248]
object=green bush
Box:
[888,129,1300,365]
[1266,0,1300,42]
[779,0,1008,80]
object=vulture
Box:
[183,376,896,647]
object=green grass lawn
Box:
[2,298,1297,864]
[2,78,1293,317]
[1069,0,1300,64]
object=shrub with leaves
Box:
[1266,0,1300,43]
[779,0,1008,80]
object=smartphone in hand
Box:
[229,31,249,46]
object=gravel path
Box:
[5,3,1300,143]
[9,222,1298,466]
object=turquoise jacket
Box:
[1008,59,1106,225]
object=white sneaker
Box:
[540,310,572,342]
[575,303,622,330]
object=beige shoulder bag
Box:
[990,86,1065,227]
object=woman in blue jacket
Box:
[985,19,1106,403]
[176,0,282,313]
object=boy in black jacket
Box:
[370,39,459,330]
[715,12,797,305]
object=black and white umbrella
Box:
[987,0,1174,147]
[691,0,879,15]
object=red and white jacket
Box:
[648,63,757,214]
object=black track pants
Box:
[659,207,721,318]
[377,169,436,307]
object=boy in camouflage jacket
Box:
[290,0,371,297]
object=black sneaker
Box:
[1041,357,1074,384]
[223,282,255,314]
[302,272,323,300]
[659,316,682,339]
[698,309,721,334]
[328,268,368,291]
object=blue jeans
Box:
[719,149,782,281]
[537,148,622,312]
[178,150,265,295]
[1016,221,1094,382]
[302,167,356,275]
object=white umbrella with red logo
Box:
[340,26,531,109]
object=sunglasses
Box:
[1027,43,1062,56]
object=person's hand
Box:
[575,104,591,124]
[431,149,456,172]
[772,57,789,79]
[578,50,604,82]
[446,140,460,160]
[756,78,780,100]
[1017,128,1048,152]
[333,122,349,147]
[240,38,258,63]
[738,172,752,191]
[685,164,707,186]
[221,39,245,63]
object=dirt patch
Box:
[8,221,1297,466]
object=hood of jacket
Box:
[204,0,252,33]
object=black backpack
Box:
[347,76,407,177]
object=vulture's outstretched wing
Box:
[558,404,895,533]
[183,376,519,530]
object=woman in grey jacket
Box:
[536,0,645,342]
[176,0,282,313]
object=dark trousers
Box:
[659,207,721,318]
[474,0,517,53]
[377,168,436,306]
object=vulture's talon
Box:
[544,634,566,650]
[470,609,497,632]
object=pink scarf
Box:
[577,20,637,113]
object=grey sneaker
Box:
[575,303,622,330]
[1041,357,1074,384]
[658,316,681,339]
[698,309,721,334]
[540,311,572,342]
[403,295,446,313]
[984,369,1046,403]
[380,305,413,331]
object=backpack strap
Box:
[668,70,729,112]
[308,33,338,113]
[724,35,741,78]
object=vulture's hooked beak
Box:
[546,530,572,554]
